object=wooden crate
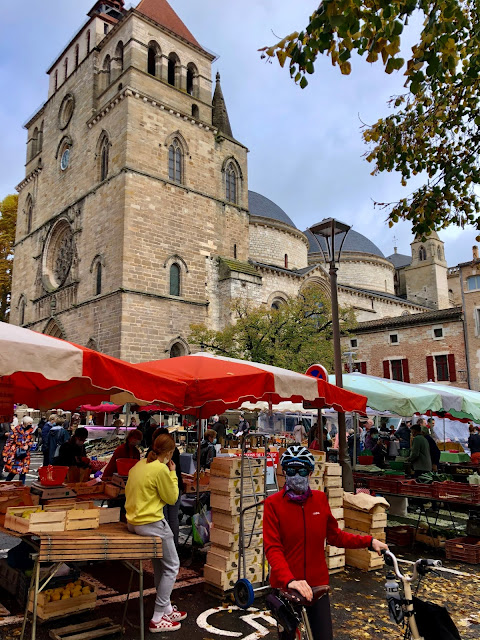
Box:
[345,526,386,542]
[204,562,265,591]
[324,475,342,488]
[5,506,66,534]
[28,578,96,621]
[211,509,263,534]
[210,526,262,550]
[209,475,262,496]
[330,507,344,521]
[309,477,324,491]
[345,548,384,571]
[325,544,344,557]
[326,554,345,570]
[104,483,123,498]
[0,487,35,514]
[325,487,344,499]
[206,546,262,572]
[210,492,259,514]
[324,463,342,476]
[344,508,387,531]
[98,507,121,525]
[66,482,105,496]
[327,495,343,508]
[210,457,263,478]
[0,558,19,595]
[49,617,121,640]
[309,450,326,464]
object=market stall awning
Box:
[0,322,187,411]
[80,403,124,413]
[114,353,367,415]
[328,373,445,417]
[416,382,480,422]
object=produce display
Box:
[43,580,93,602]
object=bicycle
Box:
[383,549,461,640]
[266,585,330,640]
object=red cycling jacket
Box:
[263,489,373,589]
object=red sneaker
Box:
[168,605,187,622]
[149,616,181,633]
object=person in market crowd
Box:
[41,414,56,466]
[419,422,441,471]
[200,429,217,470]
[347,425,362,464]
[46,416,71,467]
[359,418,374,448]
[0,420,11,479]
[147,427,184,546]
[213,417,227,447]
[125,433,186,632]
[372,435,389,469]
[427,417,438,439]
[37,415,46,439]
[70,413,81,433]
[468,426,480,464]
[395,420,411,449]
[103,429,142,480]
[129,416,138,428]
[293,421,307,444]
[3,416,35,484]
[234,413,250,437]
[406,424,432,477]
[387,427,401,460]
[54,427,91,480]
[364,425,378,452]
[322,427,332,450]
[263,445,388,640]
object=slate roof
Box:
[387,252,412,269]
[304,228,385,258]
[136,0,200,48]
[250,260,318,277]
[354,306,462,332]
[341,285,426,307]
[248,191,297,228]
[218,258,258,277]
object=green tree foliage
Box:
[189,288,356,373]
[0,194,18,322]
[260,1,480,238]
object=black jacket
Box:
[468,433,480,454]
[424,433,441,466]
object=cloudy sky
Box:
[0,0,475,265]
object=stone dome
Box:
[248,191,296,228]
[304,228,385,258]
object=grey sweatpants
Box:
[163,493,181,546]
[128,518,180,614]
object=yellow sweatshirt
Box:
[125,458,179,526]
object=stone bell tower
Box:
[404,232,450,309]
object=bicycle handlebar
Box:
[382,550,442,581]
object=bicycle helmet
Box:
[280,445,315,471]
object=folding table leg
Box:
[139,560,144,640]
[20,557,38,640]
[31,558,40,640]
[121,564,135,636]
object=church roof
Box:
[136,0,200,48]
[304,228,385,258]
[212,73,233,138]
[354,306,462,332]
[387,252,412,269]
[248,191,297,228]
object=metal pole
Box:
[139,560,144,640]
[329,250,354,491]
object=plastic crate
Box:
[389,461,405,471]
[386,525,415,547]
[433,481,480,505]
[398,480,434,498]
[370,477,400,495]
[445,537,480,564]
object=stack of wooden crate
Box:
[343,492,389,571]
[276,449,326,490]
[205,456,265,592]
[323,462,345,574]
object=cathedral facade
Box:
[10,0,453,363]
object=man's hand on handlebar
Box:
[371,538,389,556]
[287,580,313,602]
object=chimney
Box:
[473,245,479,260]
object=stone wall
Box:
[459,264,480,390]
[338,287,427,323]
[248,219,308,271]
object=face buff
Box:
[284,473,312,503]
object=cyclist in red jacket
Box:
[263,445,388,640]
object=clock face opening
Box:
[61,147,70,171]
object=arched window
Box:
[26,195,33,234]
[170,342,185,358]
[116,41,124,73]
[75,44,80,69]
[186,63,198,96]
[18,297,26,325]
[95,262,102,296]
[54,70,58,91]
[64,57,68,81]
[170,263,181,296]
[168,53,180,87]
[147,41,161,76]
[225,161,237,203]
[38,122,44,153]
[99,135,109,181]
[103,55,111,87]
[31,127,39,159]
[43,319,66,339]
[233,244,237,259]
[168,139,183,184]
[86,30,91,55]
[87,338,99,352]
[148,47,156,75]
[284,254,289,269]
[191,104,199,119]
[419,245,427,261]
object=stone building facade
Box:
[11,0,463,366]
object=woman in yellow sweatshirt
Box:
[125,434,187,633]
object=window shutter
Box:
[426,356,434,381]
[383,360,390,379]
[402,359,410,383]
[360,362,367,374]
[447,354,456,382]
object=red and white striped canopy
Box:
[0,322,186,411]
[121,352,367,415]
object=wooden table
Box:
[0,522,162,640]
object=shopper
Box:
[263,445,388,640]
[200,429,217,469]
[54,427,91,481]
[0,421,10,479]
[41,415,56,466]
[395,420,411,449]
[46,417,70,466]
[468,426,480,464]
[421,426,441,471]
[125,434,186,632]
[103,429,142,480]
[406,425,432,477]
[3,417,35,484]
[293,422,307,444]
[147,427,184,546]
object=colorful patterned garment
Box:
[2,424,34,475]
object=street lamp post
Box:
[308,218,353,491]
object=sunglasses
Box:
[285,467,310,477]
